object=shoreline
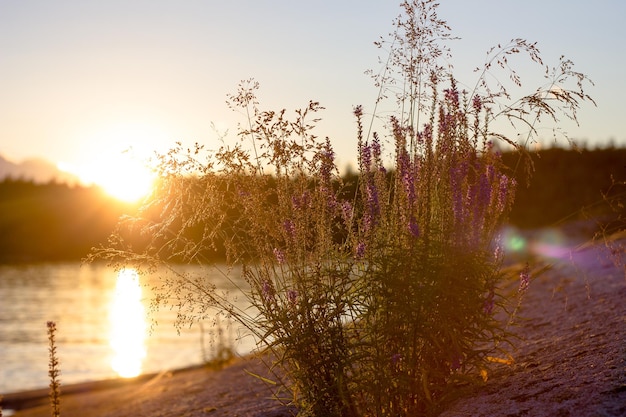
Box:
[5,227,626,417]
[2,363,207,411]
[7,354,298,417]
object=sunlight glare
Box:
[109,268,147,378]
[60,151,156,203]
[95,156,155,203]
[59,123,167,202]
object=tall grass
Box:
[92,1,593,415]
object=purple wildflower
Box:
[372,132,381,156]
[287,289,298,305]
[261,280,275,303]
[372,132,382,165]
[341,201,353,223]
[273,248,286,264]
[421,123,434,153]
[390,116,404,142]
[282,219,296,240]
[472,95,482,113]
[319,138,335,186]
[292,191,310,210]
[398,150,415,206]
[519,262,530,292]
[444,87,460,107]
[408,216,420,237]
[450,160,468,226]
[361,144,372,171]
[494,244,502,262]
[438,107,455,135]
[355,242,366,260]
[325,190,338,211]
[475,167,492,219]
[496,174,516,216]
[363,183,380,233]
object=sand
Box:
[439,229,626,416]
[4,225,625,417]
[5,355,296,417]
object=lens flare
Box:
[530,229,570,260]
[501,226,528,255]
[501,226,572,260]
[109,269,147,378]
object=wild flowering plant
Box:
[47,321,61,417]
[92,1,593,416]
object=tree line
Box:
[0,147,624,263]
[0,179,133,262]
[502,147,625,228]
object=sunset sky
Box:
[1,1,624,191]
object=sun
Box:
[91,156,156,203]
[59,136,162,204]
[57,122,174,202]
[61,153,156,203]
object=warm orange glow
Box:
[109,268,147,378]
[59,140,158,203]
[86,157,155,203]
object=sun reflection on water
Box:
[109,268,147,378]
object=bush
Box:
[92,1,593,415]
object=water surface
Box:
[0,262,253,394]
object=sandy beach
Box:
[439,229,626,417]
[4,225,625,417]
[5,354,296,417]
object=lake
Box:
[0,262,256,394]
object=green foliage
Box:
[93,1,594,416]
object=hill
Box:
[0,154,80,184]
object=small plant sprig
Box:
[200,316,236,370]
[47,321,61,417]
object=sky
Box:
[1,0,624,187]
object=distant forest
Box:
[501,147,625,228]
[0,147,624,263]
[0,180,133,263]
